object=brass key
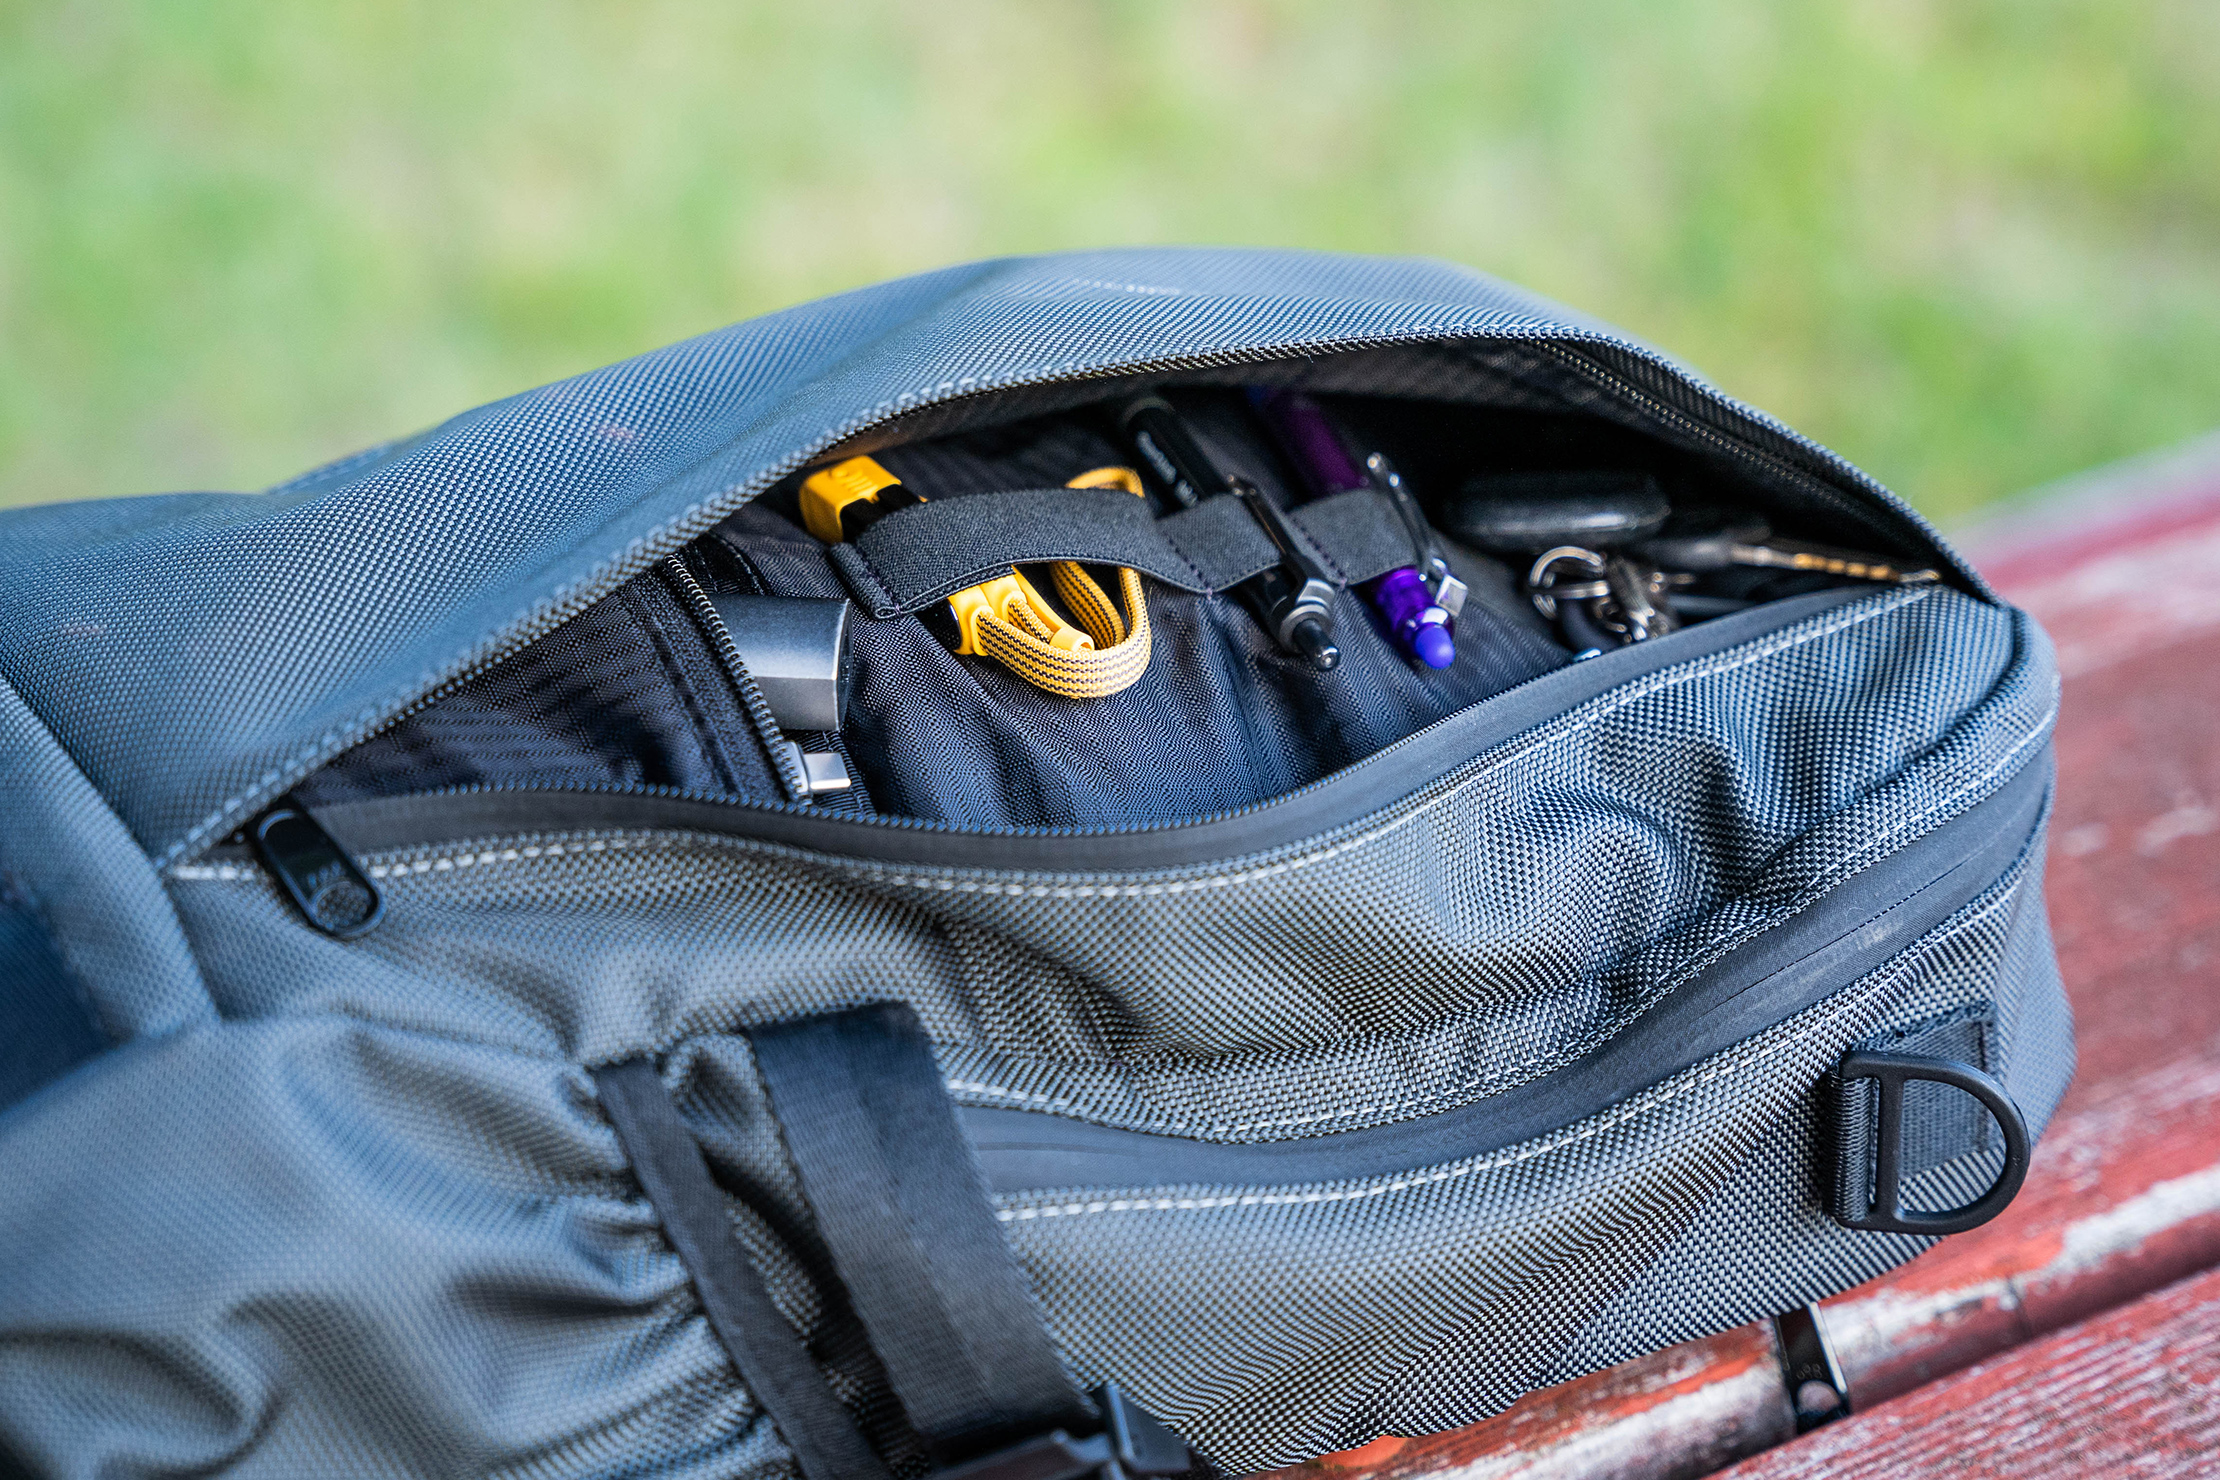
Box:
[1638,514,1939,585]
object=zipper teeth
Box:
[299,335,1431,786]
[183,324,1924,863]
[660,555,812,803]
[316,585,1930,851]
[1532,342,1957,567]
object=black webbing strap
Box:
[829,484,1416,619]
[746,1003,1099,1467]
[593,1061,893,1480]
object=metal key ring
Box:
[1527,545,1609,620]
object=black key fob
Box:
[1442,471,1670,552]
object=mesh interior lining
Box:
[297,571,783,806]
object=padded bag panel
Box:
[137,589,2062,1473]
[0,248,2065,1479]
[91,736,2066,1475]
[0,1019,821,1480]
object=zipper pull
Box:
[664,555,844,803]
[251,802,383,938]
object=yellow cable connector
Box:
[799,454,906,544]
[799,456,1154,699]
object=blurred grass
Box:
[1,1,2215,525]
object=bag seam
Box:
[988,873,2031,1222]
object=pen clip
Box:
[1366,453,1466,618]
[1230,475,1329,583]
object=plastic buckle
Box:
[805,454,1104,659]
[1829,1050,2032,1235]
[928,1384,1190,1480]
[1771,1303,1851,1433]
[799,455,911,544]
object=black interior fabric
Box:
[801,392,1568,828]
[299,571,785,807]
[814,342,1972,590]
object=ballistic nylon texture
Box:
[0,837,2059,1475]
[99,582,2064,1474]
[0,1026,800,1480]
[989,848,2065,1468]
[0,249,2061,1479]
[0,674,210,1042]
[163,590,2041,1123]
[0,885,105,1110]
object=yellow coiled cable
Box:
[799,458,1153,699]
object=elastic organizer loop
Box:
[803,458,1154,699]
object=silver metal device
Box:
[704,594,854,733]
[777,740,853,796]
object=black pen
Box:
[1118,395,1340,671]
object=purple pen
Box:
[1250,388,1459,669]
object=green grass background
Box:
[3,1,2215,523]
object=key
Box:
[1602,553,1677,641]
[1638,512,1939,585]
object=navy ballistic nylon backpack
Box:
[0,248,2068,1477]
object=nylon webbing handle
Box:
[747,1003,1098,1467]
[592,1060,893,1480]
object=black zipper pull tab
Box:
[250,801,382,938]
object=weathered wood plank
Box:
[1715,1265,2220,1478]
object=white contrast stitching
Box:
[988,881,2024,1223]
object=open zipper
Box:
[178,332,1978,869]
[658,553,814,803]
[224,601,2052,1184]
[240,584,1912,885]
